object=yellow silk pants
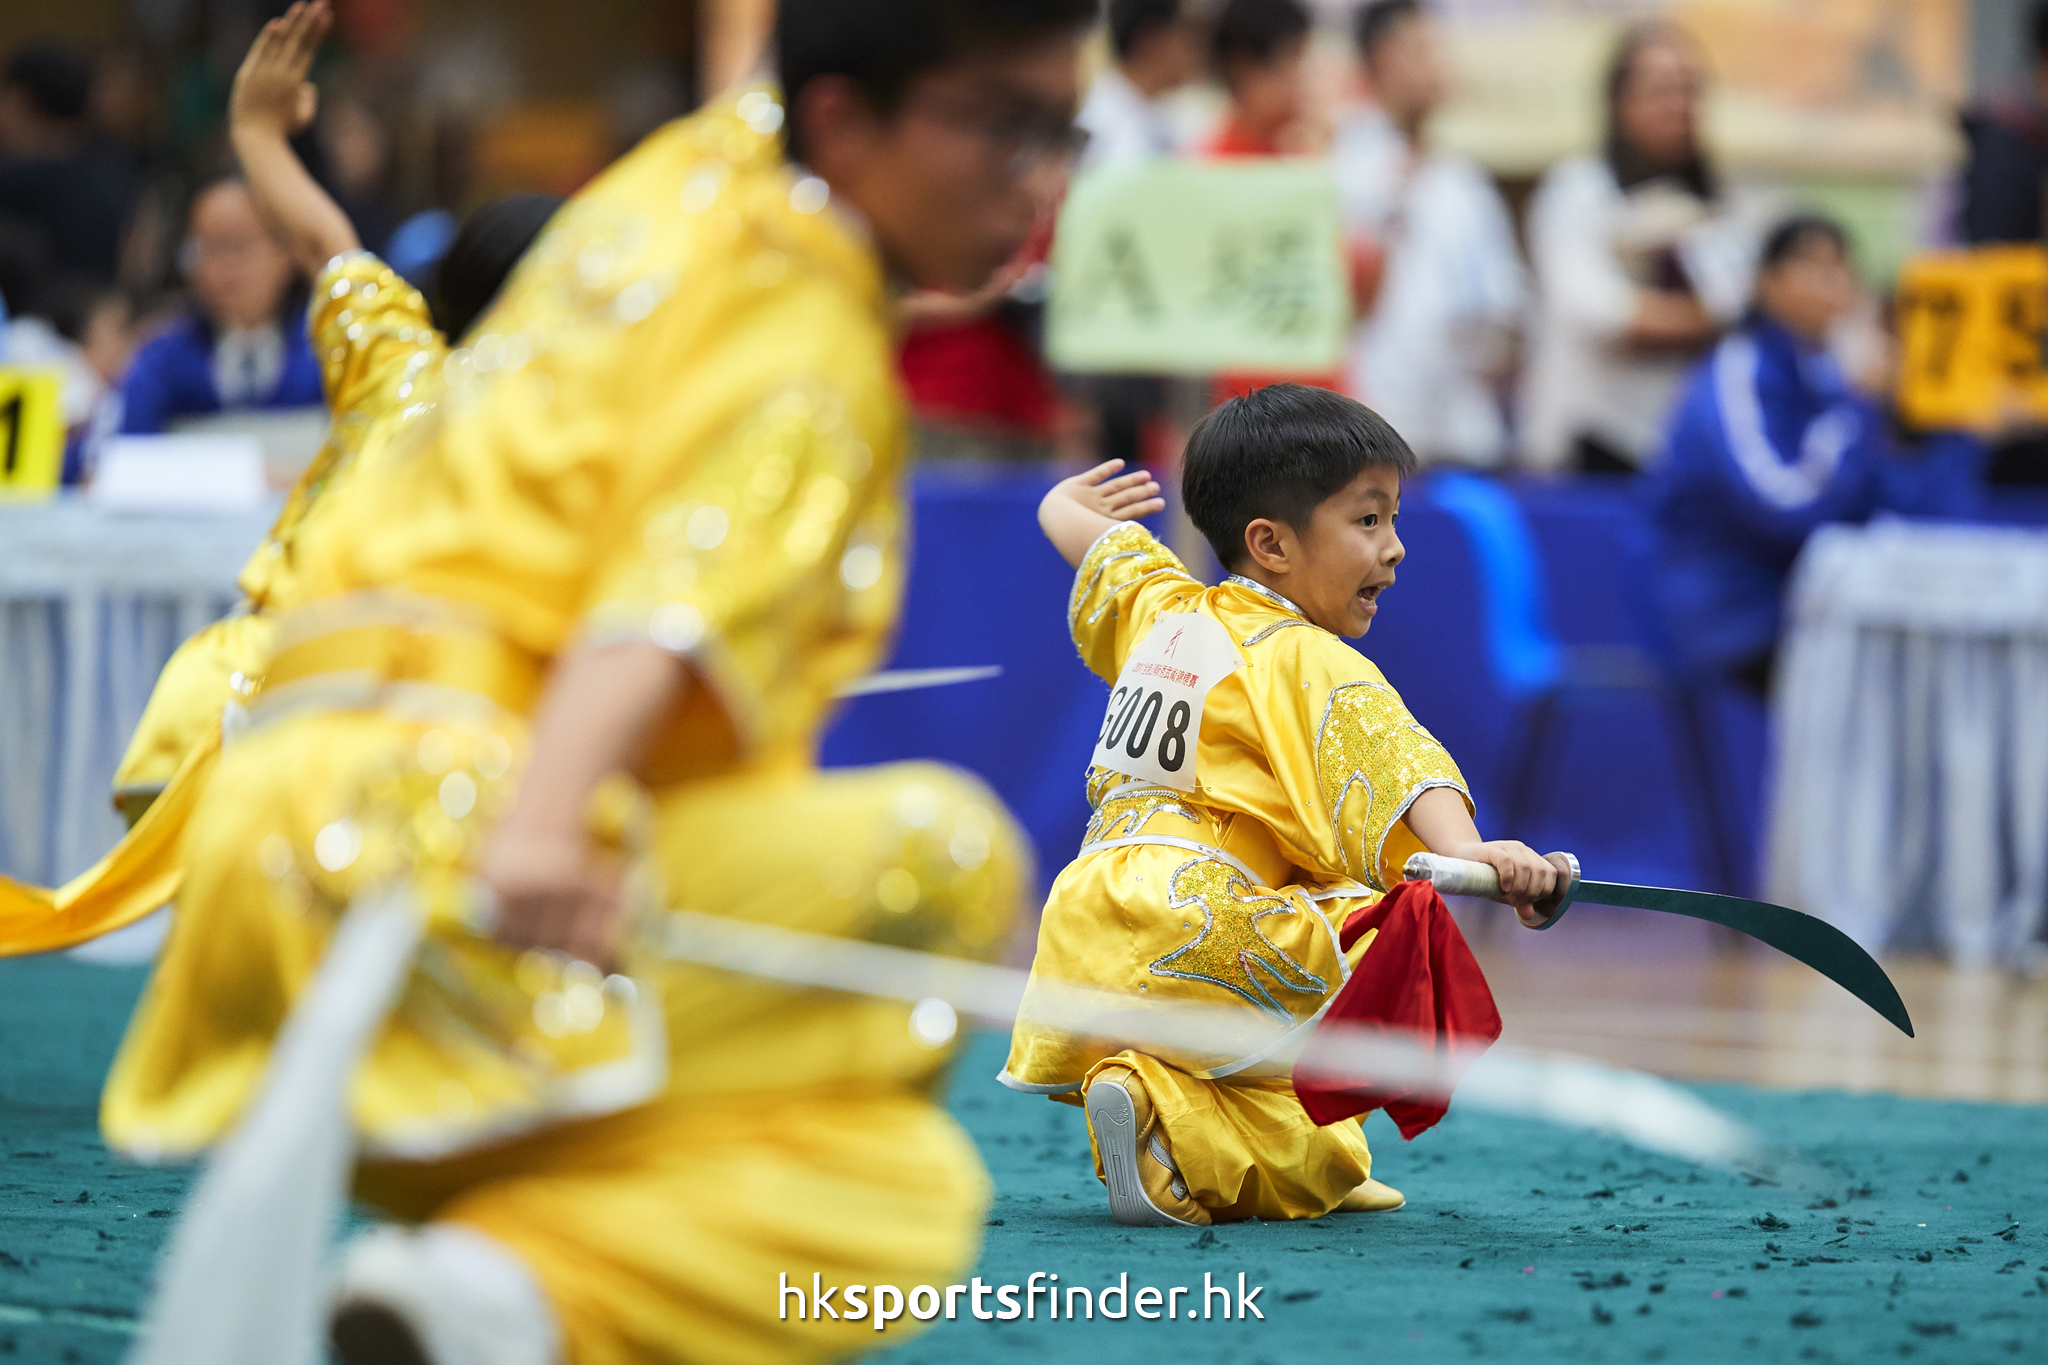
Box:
[1079,1051,1371,1222]
[359,1085,990,1365]
[105,691,1028,1364]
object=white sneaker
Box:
[330,1225,559,1365]
[1084,1067,1210,1228]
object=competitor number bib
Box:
[1092,613,1241,793]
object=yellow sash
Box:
[0,724,219,957]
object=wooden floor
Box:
[1456,901,2048,1105]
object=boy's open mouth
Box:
[1356,581,1389,615]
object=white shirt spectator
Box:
[213,322,288,410]
[1334,109,1525,466]
[1076,66,1179,171]
[1521,154,1761,471]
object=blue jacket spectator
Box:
[119,308,322,435]
[1647,216,1983,690]
[120,175,323,434]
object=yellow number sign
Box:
[0,367,64,497]
[1896,246,2048,431]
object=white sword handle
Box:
[1403,852,1504,899]
[1403,850,1582,925]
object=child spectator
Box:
[1204,0,1314,158]
[1077,0,1201,169]
[1645,215,1985,692]
[1336,0,1525,467]
[1203,0,1339,402]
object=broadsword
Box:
[1403,851,1914,1038]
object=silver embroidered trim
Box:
[1241,619,1315,647]
[1086,566,1183,626]
[1225,574,1307,617]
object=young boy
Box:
[1005,382,1559,1226]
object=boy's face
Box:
[796,36,1083,291]
[1247,465,1404,638]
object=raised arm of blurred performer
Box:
[228,1,359,277]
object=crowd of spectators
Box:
[0,10,687,480]
[3,0,2042,696]
[928,0,2028,696]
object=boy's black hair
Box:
[1354,0,1421,59]
[1109,0,1184,62]
[3,42,91,123]
[1211,0,1311,78]
[1182,383,1417,571]
[776,0,1098,165]
[432,192,564,343]
[1757,212,1848,272]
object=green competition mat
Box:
[1,957,2041,1364]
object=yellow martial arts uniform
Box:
[102,93,1029,1365]
[0,252,445,955]
[111,248,448,813]
[1002,522,1469,1222]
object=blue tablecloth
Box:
[16,475,2047,903]
[0,498,273,886]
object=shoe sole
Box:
[1086,1077,1201,1228]
[332,1300,434,1365]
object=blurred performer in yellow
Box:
[0,1,559,958]
[1007,385,1560,1227]
[105,2,1094,1364]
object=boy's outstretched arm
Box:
[229,1,360,277]
[1404,786,1560,927]
[1038,459,1166,567]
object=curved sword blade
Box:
[1571,881,1914,1038]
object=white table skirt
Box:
[1767,520,2048,967]
[0,498,276,887]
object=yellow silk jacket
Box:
[99,94,962,1162]
[1003,522,1469,1093]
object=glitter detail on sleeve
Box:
[1314,681,1469,890]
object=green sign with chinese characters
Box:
[1047,160,1349,375]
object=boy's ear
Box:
[1242,518,1291,576]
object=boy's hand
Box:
[231,0,331,140]
[1449,839,1560,927]
[478,823,622,971]
[1049,458,1165,523]
[1038,458,1165,567]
